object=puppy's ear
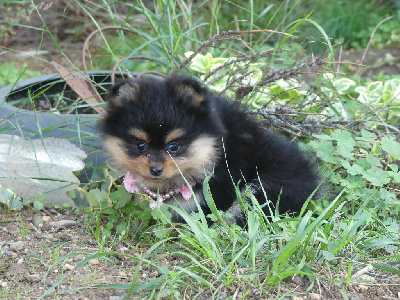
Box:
[167,76,207,110]
[109,80,139,107]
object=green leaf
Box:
[371,263,400,276]
[334,77,356,94]
[360,129,377,141]
[0,187,22,210]
[151,204,172,223]
[111,186,133,209]
[33,200,44,211]
[313,140,338,163]
[363,167,391,186]
[332,130,355,159]
[86,188,110,208]
[381,138,400,159]
[342,161,364,175]
[67,187,90,208]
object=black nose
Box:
[149,166,163,176]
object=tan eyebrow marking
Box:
[165,128,186,144]
[129,128,150,143]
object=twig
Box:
[179,29,292,70]
[359,16,394,69]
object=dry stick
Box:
[137,70,166,78]
[110,55,160,84]
[81,26,137,102]
[336,45,343,75]
[352,97,390,134]
[359,16,394,71]
[179,29,292,70]
[203,49,276,81]
[259,56,327,86]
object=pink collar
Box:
[123,171,193,209]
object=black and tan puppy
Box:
[100,75,318,226]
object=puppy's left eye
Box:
[166,142,180,154]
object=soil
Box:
[1,2,400,299]
[1,208,400,299]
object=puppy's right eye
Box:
[135,141,147,153]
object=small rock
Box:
[6,225,18,234]
[43,220,76,231]
[292,297,303,300]
[150,270,159,278]
[116,271,127,278]
[88,258,100,265]
[55,233,73,241]
[9,241,24,251]
[177,260,185,266]
[291,274,303,286]
[47,280,55,287]
[17,258,24,265]
[73,254,85,262]
[0,281,7,288]
[42,216,52,222]
[32,215,44,229]
[352,274,376,283]
[64,263,75,271]
[1,246,12,257]
[309,293,322,300]
[219,293,227,300]
[141,273,147,279]
[26,273,41,283]
[357,285,369,292]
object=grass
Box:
[1,0,400,298]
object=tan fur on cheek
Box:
[102,136,150,177]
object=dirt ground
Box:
[1,208,400,299]
[1,2,400,299]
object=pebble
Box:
[42,220,76,231]
[357,285,369,292]
[89,258,100,265]
[1,247,16,258]
[0,281,7,288]
[26,273,41,283]
[352,274,376,283]
[55,233,73,241]
[9,241,24,251]
[308,293,322,300]
[6,225,18,234]
[32,215,44,229]
[116,271,127,278]
[150,270,159,278]
[42,216,52,222]
[64,263,75,271]
[291,274,303,286]
[73,254,85,262]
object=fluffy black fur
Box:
[100,75,318,226]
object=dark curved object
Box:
[0,71,134,167]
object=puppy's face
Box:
[101,76,225,192]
